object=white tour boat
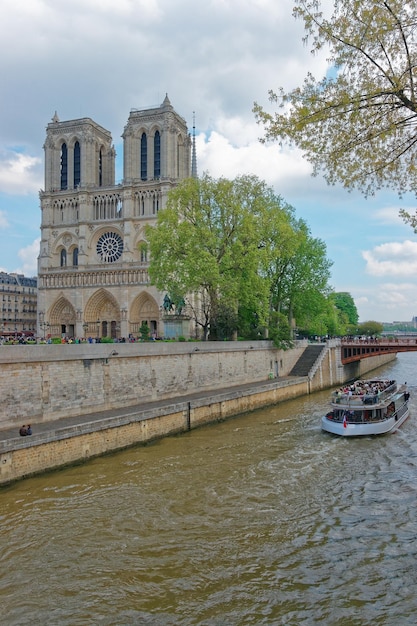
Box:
[322,379,410,437]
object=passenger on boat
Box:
[19,425,27,436]
[386,402,395,417]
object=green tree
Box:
[358,320,384,336]
[253,0,417,223]
[145,174,273,340]
[267,215,332,335]
[325,297,348,337]
[331,292,359,326]
[139,322,150,341]
[237,306,264,340]
[284,223,332,331]
[268,311,293,348]
[211,302,239,341]
[146,173,334,345]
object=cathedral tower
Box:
[38,96,192,340]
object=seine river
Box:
[1,354,417,625]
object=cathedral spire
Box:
[162,93,173,110]
[191,111,198,179]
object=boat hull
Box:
[322,406,410,437]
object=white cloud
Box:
[354,296,369,308]
[368,282,417,317]
[362,240,417,277]
[373,206,412,226]
[0,0,329,147]
[0,210,9,229]
[16,238,40,277]
[0,151,42,195]
[197,129,312,191]
[352,282,417,322]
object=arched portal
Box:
[49,297,76,338]
[84,289,121,339]
[130,292,159,338]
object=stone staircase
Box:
[289,344,326,377]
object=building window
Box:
[99,148,103,186]
[60,143,68,190]
[96,231,124,263]
[73,141,80,187]
[141,133,147,181]
[60,249,67,267]
[73,248,78,266]
[154,130,160,178]
[152,192,160,214]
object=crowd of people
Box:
[333,379,396,404]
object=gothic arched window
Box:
[60,249,67,267]
[73,247,78,266]
[99,148,103,186]
[141,132,147,181]
[73,141,80,187]
[154,130,160,178]
[60,143,68,190]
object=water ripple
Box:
[2,354,417,624]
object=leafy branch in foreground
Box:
[254,0,417,224]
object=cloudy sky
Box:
[1,0,416,323]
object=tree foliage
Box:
[268,311,293,349]
[331,292,359,325]
[253,0,417,215]
[145,174,273,340]
[358,320,384,336]
[145,174,333,343]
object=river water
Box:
[1,354,417,625]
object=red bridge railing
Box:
[341,338,417,364]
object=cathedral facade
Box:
[38,95,193,340]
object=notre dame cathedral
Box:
[37,95,195,340]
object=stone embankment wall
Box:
[0,378,308,486]
[0,340,398,485]
[0,340,306,430]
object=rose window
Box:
[96,231,124,263]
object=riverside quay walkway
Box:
[341,337,417,364]
[0,376,313,485]
[0,376,302,452]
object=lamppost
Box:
[40,321,50,338]
[83,322,88,337]
[96,319,100,339]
